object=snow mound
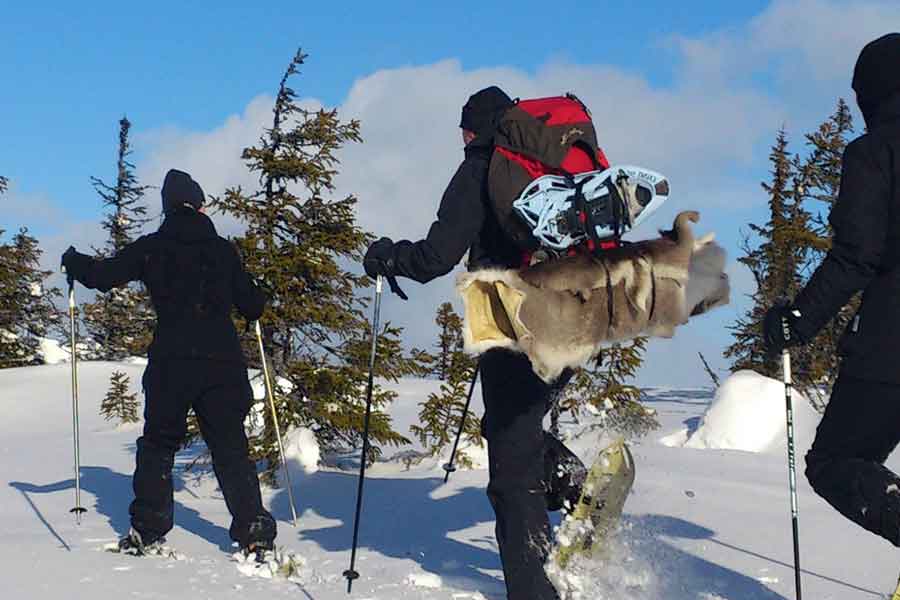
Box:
[666,370,819,454]
[40,337,69,364]
[284,427,320,474]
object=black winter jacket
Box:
[793,94,900,383]
[389,136,523,283]
[65,209,266,364]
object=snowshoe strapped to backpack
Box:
[488,94,669,255]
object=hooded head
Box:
[852,33,900,127]
[161,169,205,215]
[460,86,514,141]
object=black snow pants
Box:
[130,359,276,546]
[479,349,586,600]
[805,373,900,546]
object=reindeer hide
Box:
[457,211,730,382]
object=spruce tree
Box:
[0,228,61,368]
[556,337,655,438]
[433,302,461,379]
[0,176,7,195]
[101,370,140,424]
[726,129,812,379]
[209,49,423,480]
[410,303,481,466]
[82,117,155,360]
[796,100,856,408]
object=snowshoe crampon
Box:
[550,437,636,571]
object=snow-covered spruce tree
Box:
[726,129,814,379]
[0,228,61,368]
[82,117,154,361]
[410,303,481,466]
[554,337,655,438]
[208,49,424,480]
[0,176,7,194]
[100,370,140,424]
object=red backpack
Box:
[488,94,611,252]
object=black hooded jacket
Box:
[792,90,900,383]
[65,209,266,364]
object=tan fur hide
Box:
[457,211,730,382]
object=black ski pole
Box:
[343,275,384,593]
[442,366,479,483]
[781,325,802,600]
[64,274,87,524]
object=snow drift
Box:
[662,370,820,454]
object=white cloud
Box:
[83,0,894,383]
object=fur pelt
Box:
[457,211,730,382]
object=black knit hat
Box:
[460,86,514,137]
[161,169,204,215]
[852,33,900,125]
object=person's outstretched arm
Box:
[61,238,149,292]
[368,156,487,285]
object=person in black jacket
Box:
[763,33,900,547]
[61,169,276,556]
[364,87,585,600]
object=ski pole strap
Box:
[385,275,408,300]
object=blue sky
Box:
[2,0,897,386]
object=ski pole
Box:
[65,277,87,524]
[782,344,802,600]
[442,366,479,483]
[344,275,384,594]
[255,320,298,527]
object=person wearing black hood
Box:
[763,33,900,547]
[364,87,587,600]
[61,169,277,557]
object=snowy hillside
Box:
[3,362,900,599]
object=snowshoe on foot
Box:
[112,528,166,556]
[550,437,636,571]
[240,539,275,563]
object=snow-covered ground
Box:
[3,362,900,599]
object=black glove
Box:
[363,237,396,279]
[363,237,408,300]
[763,302,806,355]
[60,246,81,285]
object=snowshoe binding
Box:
[240,539,275,564]
[104,527,182,559]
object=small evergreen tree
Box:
[726,107,857,409]
[0,176,7,195]
[0,228,61,368]
[796,100,856,409]
[556,337,655,438]
[82,117,155,361]
[411,303,481,466]
[726,129,813,379]
[209,49,423,481]
[100,370,140,424]
[433,302,462,379]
